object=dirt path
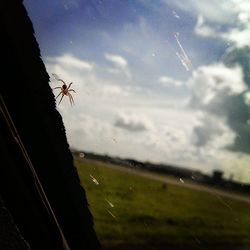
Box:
[88,159,250,204]
[131,168,250,204]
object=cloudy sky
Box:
[24,0,250,182]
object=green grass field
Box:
[75,158,250,249]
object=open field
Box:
[75,158,250,250]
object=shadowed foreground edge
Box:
[0,1,101,249]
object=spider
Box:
[52,73,76,106]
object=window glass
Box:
[24,1,250,249]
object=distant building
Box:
[212,170,223,183]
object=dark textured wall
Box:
[0,195,31,250]
[0,1,100,249]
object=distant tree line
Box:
[72,150,250,194]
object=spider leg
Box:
[66,92,72,106]
[68,93,75,105]
[53,87,61,90]
[68,93,73,106]
[52,74,67,85]
[71,96,75,105]
[71,94,75,105]
[69,89,76,93]
[70,96,73,106]
[68,82,73,89]
[58,93,65,105]
[55,91,62,99]
[68,95,73,106]
[58,79,67,85]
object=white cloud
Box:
[224,25,250,48]
[114,113,153,132]
[158,75,182,87]
[191,0,250,48]
[46,53,94,71]
[44,51,250,182]
[188,63,246,106]
[100,16,183,81]
[194,15,250,48]
[184,59,250,181]
[60,101,250,182]
[167,0,236,24]
[104,53,128,68]
[192,114,235,149]
[244,91,250,106]
[45,52,197,165]
[194,15,220,38]
[104,53,131,79]
[45,53,134,100]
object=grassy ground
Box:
[75,159,250,250]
